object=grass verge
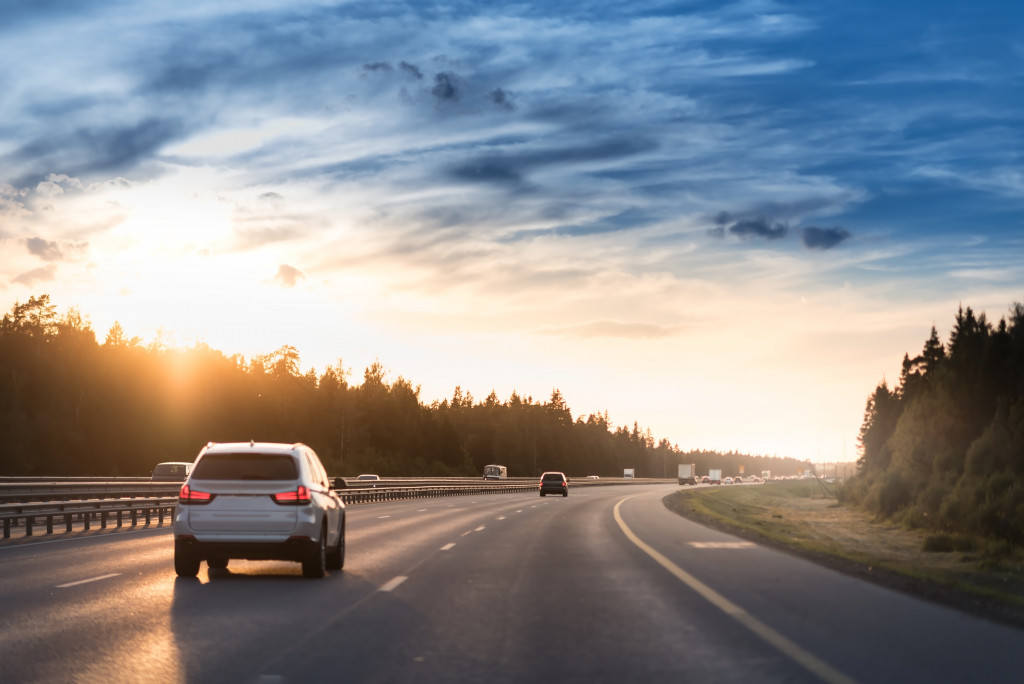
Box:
[664,480,1024,629]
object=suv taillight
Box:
[179,484,214,504]
[272,485,311,505]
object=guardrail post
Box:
[46,516,54,534]
[132,509,138,526]
[101,511,108,529]
[158,507,164,524]
[65,514,72,533]
[116,510,123,528]
[3,518,9,539]
[145,508,151,525]
[25,515,33,536]
[83,512,90,531]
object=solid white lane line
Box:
[379,576,408,593]
[56,573,121,588]
[613,498,858,684]
[441,543,456,551]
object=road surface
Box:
[1,483,1021,683]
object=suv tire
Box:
[174,542,200,578]
[326,525,345,570]
[303,527,327,578]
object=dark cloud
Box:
[802,226,851,250]
[362,62,393,74]
[488,88,515,111]
[26,237,63,261]
[273,264,305,288]
[432,72,459,102]
[448,137,658,188]
[399,61,423,79]
[709,213,788,241]
[730,217,788,240]
[13,118,184,181]
[13,264,57,285]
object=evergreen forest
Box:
[0,295,807,479]
[844,302,1024,546]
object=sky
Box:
[2,1,1023,463]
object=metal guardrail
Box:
[1,497,178,539]
[0,477,673,540]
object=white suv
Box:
[173,442,345,578]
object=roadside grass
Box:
[664,480,1024,625]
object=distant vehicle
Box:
[539,471,568,497]
[173,441,345,579]
[356,473,381,486]
[701,476,711,484]
[734,476,744,484]
[151,462,192,482]
[623,468,635,479]
[483,464,508,480]
[708,469,722,485]
[724,477,734,485]
[677,463,697,485]
[586,475,600,479]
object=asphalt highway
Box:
[1,483,1021,683]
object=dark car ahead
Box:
[539,471,568,497]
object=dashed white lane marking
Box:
[475,525,486,532]
[56,573,121,588]
[441,543,456,551]
[690,541,756,549]
[417,509,428,512]
[496,516,507,520]
[379,576,408,592]
[377,515,391,519]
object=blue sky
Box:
[2,1,1023,462]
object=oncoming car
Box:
[539,471,568,497]
[173,442,345,579]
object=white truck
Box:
[677,463,697,485]
[623,468,635,479]
[708,468,722,485]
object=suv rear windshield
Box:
[542,473,564,482]
[192,453,298,481]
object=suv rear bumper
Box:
[175,535,317,562]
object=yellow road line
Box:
[613,497,858,684]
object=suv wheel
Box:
[174,541,200,578]
[303,527,327,578]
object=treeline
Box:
[843,302,1024,545]
[0,295,806,479]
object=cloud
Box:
[710,215,788,241]
[802,226,851,250]
[399,61,423,79]
[26,238,63,261]
[536,320,678,339]
[273,264,305,288]
[432,72,460,102]
[488,88,515,111]
[13,118,184,182]
[13,265,58,285]
[448,137,658,188]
